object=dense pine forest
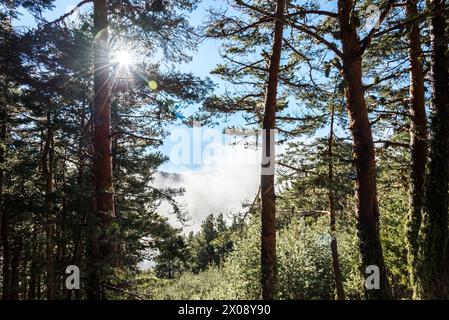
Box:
[0,0,448,301]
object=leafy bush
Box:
[150,214,364,300]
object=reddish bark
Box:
[419,0,449,299]
[405,0,427,295]
[89,0,116,299]
[42,112,55,300]
[337,0,392,299]
[260,0,285,300]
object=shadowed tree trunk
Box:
[418,0,449,299]
[28,228,38,300]
[1,206,10,301]
[88,0,116,300]
[69,107,87,300]
[328,103,345,300]
[21,241,29,300]
[337,0,392,300]
[405,0,427,297]
[36,268,41,300]
[260,0,285,300]
[42,111,55,300]
[10,236,22,300]
[0,116,10,300]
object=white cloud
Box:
[154,141,261,233]
[154,131,287,233]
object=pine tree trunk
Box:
[0,120,10,300]
[69,109,86,300]
[10,236,22,300]
[36,266,42,300]
[1,210,10,300]
[337,0,392,300]
[405,0,427,297]
[328,103,345,300]
[28,228,38,300]
[260,0,285,300]
[419,0,449,299]
[89,0,116,299]
[43,112,55,300]
[21,242,29,300]
[93,0,115,230]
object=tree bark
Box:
[42,112,55,300]
[36,268,41,300]
[419,0,449,299]
[89,0,116,299]
[260,0,285,300]
[93,0,115,230]
[405,0,427,297]
[328,103,345,300]
[69,108,87,300]
[0,118,10,300]
[1,208,10,301]
[21,241,29,300]
[337,0,392,299]
[10,236,22,300]
[28,228,38,300]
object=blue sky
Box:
[12,0,247,173]
[12,0,331,173]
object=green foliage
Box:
[148,213,364,300]
[185,213,234,273]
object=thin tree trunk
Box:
[36,265,42,300]
[405,0,427,297]
[419,0,449,299]
[21,242,29,300]
[1,209,10,300]
[43,112,55,300]
[0,119,10,300]
[328,103,345,300]
[69,108,86,300]
[10,236,22,300]
[28,228,38,300]
[260,0,285,300]
[337,0,392,300]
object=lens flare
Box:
[112,49,133,66]
[148,80,158,90]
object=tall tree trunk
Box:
[93,0,115,232]
[36,265,42,300]
[89,0,116,299]
[419,0,449,299]
[337,0,392,299]
[10,236,22,300]
[28,228,38,300]
[42,112,55,300]
[0,118,10,300]
[1,210,10,301]
[405,0,427,297]
[260,0,285,300]
[69,108,86,300]
[21,242,29,300]
[328,103,345,300]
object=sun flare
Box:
[112,49,133,66]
